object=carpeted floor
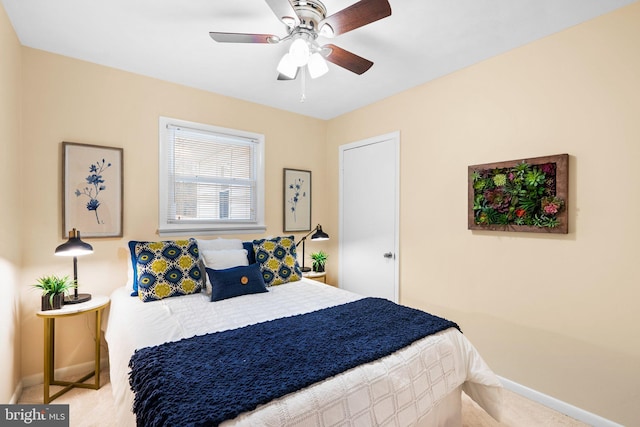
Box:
[460,389,589,427]
[18,372,589,426]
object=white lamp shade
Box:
[308,53,329,79]
[289,38,310,67]
[277,54,298,79]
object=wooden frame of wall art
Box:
[468,153,568,234]
[283,168,311,232]
[62,141,124,238]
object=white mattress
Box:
[105,279,502,426]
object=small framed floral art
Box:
[62,142,123,238]
[283,168,311,232]
[468,154,568,234]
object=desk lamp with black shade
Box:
[55,228,94,304]
[295,224,329,272]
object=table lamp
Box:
[55,228,93,304]
[295,224,329,272]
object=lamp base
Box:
[300,267,311,272]
[64,293,92,304]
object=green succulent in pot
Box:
[33,275,75,310]
[309,250,328,273]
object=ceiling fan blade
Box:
[323,44,373,75]
[209,32,278,44]
[319,0,391,37]
[264,0,300,26]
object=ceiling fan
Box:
[209,0,392,80]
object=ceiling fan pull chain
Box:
[300,68,307,103]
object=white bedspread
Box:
[105,279,502,426]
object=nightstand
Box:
[302,271,327,283]
[36,295,110,403]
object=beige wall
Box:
[18,48,328,379]
[0,2,22,404]
[326,3,640,425]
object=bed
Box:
[105,237,503,426]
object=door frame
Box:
[338,131,400,302]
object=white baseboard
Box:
[9,381,23,404]
[498,376,624,427]
[21,358,109,389]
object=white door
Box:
[339,132,399,302]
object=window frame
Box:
[158,116,265,236]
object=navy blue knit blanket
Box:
[128,297,460,427]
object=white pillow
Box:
[201,249,249,270]
[200,249,249,295]
[197,238,243,251]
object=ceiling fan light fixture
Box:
[277,54,299,79]
[289,38,310,67]
[308,52,329,79]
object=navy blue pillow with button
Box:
[242,241,257,264]
[206,263,268,302]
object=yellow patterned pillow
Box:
[252,236,302,286]
[131,238,204,302]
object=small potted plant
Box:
[309,250,328,273]
[33,275,74,311]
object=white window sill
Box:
[158,225,266,237]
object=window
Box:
[159,117,265,235]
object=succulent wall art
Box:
[468,154,568,234]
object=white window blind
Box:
[159,117,265,235]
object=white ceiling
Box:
[2,0,635,120]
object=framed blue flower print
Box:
[62,141,123,238]
[283,168,311,232]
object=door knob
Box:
[383,252,393,259]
